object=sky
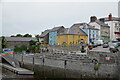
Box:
[1,0,120,37]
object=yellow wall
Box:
[56,34,88,45]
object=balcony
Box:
[114,32,120,34]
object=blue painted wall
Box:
[79,25,99,44]
[49,31,57,45]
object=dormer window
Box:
[115,23,117,26]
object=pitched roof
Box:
[95,20,109,27]
[59,23,88,36]
[5,37,37,42]
[40,26,64,37]
[100,17,120,21]
[51,26,64,31]
[40,30,50,37]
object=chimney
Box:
[90,16,97,22]
[108,13,112,20]
[99,18,105,23]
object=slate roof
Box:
[99,17,120,21]
[58,23,88,36]
[50,26,64,31]
[5,37,37,42]
[95,20,110,27]
[40,30,50,37]
[40,26,64,37]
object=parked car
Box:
[109,46,119,53]
[102,43,109,48]
[88,45,93,50]
[94,40,103,46]
[92,44,98,48]
[115,42,120,47]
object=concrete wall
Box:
[11,51,119,78]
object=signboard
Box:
[2,48,14,55]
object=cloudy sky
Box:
[1,0,120,37]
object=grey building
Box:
[5,37,37,48]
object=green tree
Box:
[29,40,36,45]
[11,35,15,37]
[2,36,5,48]
[14,46,21,52]
[23,34,32,37]
[35,34,40,42]
[20,45,27,51]
[16,34,23,37]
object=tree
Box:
[2,36,9,48]
[35,35,40,42]
[23,34,32,37]
[2,36,5,48]
[16,34,23,37]
[20,45,27,51]
[11,35,15,37]
[14,45,27,53]
[29,40,36,45]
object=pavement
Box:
[91,46,110,52]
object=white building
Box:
[100,14,120,41]
[89,14,120,42]
[89,16,110,42]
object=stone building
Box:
[5,37,37,48]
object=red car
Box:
[88,45,93,50]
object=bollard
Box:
[32,56,34,71]
[22,54,23,62]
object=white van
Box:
[94,40,103,46]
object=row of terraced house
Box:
[40,14,120,45]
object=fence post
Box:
[64,60,67,78]
[22,53,23,62]
[33,55,34,71]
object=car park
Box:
[102,43,109,48]
[109,46,119,53]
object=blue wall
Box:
[49,31,57,45]
[79,25,99,44]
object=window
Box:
[73,35,74,39]
[115,23,117,26]
[93,34,94,38]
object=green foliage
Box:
[16,34,23,37]
[29,45,39,53]
[11,35,15,37]
[29,40,36,45]
[35,35,40,42]
[14,45,27,52]
[11,34,32,37]
[80,46,86,52]
[23,34,32,37]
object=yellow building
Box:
[57,34,88,45]
[56,25,88,45]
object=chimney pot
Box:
[90,16,97,22]
[108,13,112,20]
